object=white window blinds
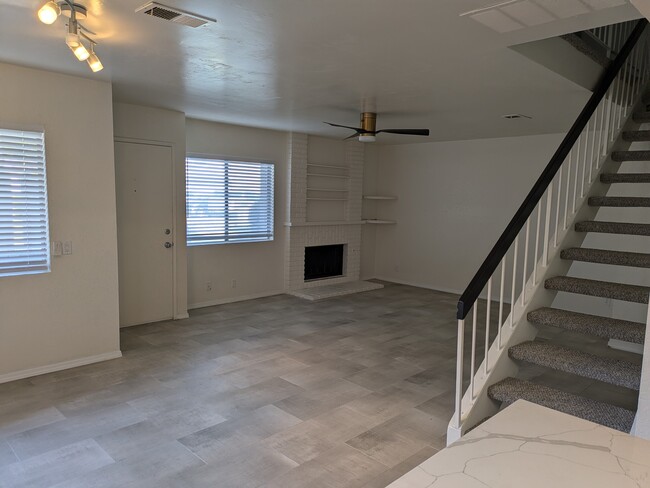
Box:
[186,157,274,246]
[0,128,50,277]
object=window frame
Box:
[0,125,51,278]
[185,154,276,247]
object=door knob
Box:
[164,242,174,248]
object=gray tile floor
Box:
[0,283,460,488]
[0,282,638,487]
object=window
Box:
[0,128,50,277]
[186,157,274,246]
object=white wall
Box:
[185,119,289,308]
[361,145,379,279]
[636,306,650,439]
[0,63,120,380]
[112,103,188,321]
[371,133,564,292]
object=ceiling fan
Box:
[325,112,430,143]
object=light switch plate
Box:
[63,241,72,255]
[51,241,62,256]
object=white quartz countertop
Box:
[388,400,650,488]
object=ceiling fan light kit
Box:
[37,0,104,72]
[325,112,430,143]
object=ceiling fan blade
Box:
[343,133,360,141]
[324,122,363,132]
[376,129,430,136]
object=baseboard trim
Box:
[0,350,123,385]
[174,312,190,320]
[188,290,285,311]
[372,276,511,304]
[372,276,464,296]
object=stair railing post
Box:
[563,151,572,230]
[454,318,465,430]
[498,259,505,349]
[470,306,478,399]
[510,237,519,327]
[522,220,530,305]
[543,186,553,267]
[485,278,492,375]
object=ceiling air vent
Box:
[136,2,216,28]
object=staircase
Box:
[487,140,650,432]
[448,19,650,444]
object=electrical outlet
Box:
[51,241,62,256]
[206,281,213,292]
[231,279,237,289]
[63,241,73,255]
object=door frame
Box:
[114,136,181,324]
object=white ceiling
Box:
[0,0,642,143]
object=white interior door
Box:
[115,141,174,327]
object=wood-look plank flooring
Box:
[0,283,459,488]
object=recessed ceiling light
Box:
[503,114,533,119]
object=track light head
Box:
[38,1,61,24]
[87,45,103,72]
[71,43,90,61]
[66,22,90,61]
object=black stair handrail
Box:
[457,19,649,321]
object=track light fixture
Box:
[37,1,104,73]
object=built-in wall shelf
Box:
[307,197,348,201]
[307,173,350,179]
[363,219,397,225]
[306,162,350,224]
[363,194,397,224]
[308,188,348,192]
[285,221,365,227]
[307,163,349,171]
[363,195,398,201]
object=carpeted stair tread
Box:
[601,173,650,183]
[509,341,641,390]
[576,220,650,236]
[561,34,611,68]
[633,112,650,123]
[612,150,650,161]
[589,196,650,207]
[528,307,645,344]
[545,276,650,303]
[622,130,650,142]
[561,247,650,268]
[488,377,635,432]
